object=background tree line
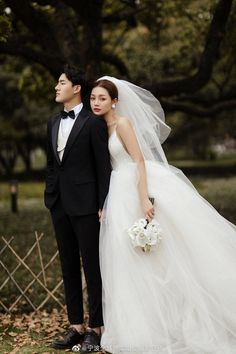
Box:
[0,0,235,176]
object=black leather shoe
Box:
[80,328,101,353]
[51,327,84,350]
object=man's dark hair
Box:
[63,64,89,104]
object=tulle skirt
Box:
[99,161,236,354]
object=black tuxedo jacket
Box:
[44,107,112,216]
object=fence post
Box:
[10,180,18,213]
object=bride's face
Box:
[90,87,114,116]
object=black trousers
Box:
[50,197,103,327]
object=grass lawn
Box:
[0,176,236,353]
[190,175,236,223]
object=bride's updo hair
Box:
[93,79,118,100]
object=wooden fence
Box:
[0,232,87,314]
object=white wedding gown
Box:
[99,129,236,354]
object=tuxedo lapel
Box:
[51,115,61,165]
[61,108,90,164]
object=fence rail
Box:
[0,233,87,314]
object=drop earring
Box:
[112,104,116,109]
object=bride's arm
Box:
[116,117,154,221]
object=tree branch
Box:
[3,0,105,77]
[5,0,60,52]
[49,2,82,67]
[102,8,141,25]
[161,98,236,117]
[147,0,233,97]
[62,0,102,22]
[61,0,103,77]
[102,53,129,77]
[29,0,58,6]
[0,36,63,77]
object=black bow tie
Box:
[61,110,75,119]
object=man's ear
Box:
[73,85,81,94]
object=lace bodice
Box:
[108,129,133,169]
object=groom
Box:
[44,65,111,352]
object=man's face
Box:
[55,73,80,104]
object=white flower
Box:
[137,218,148,228]
[136,230,148,247]
[146,228,158,246]
[127,217,163,253]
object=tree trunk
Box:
[0,146,17,176]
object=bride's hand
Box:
[142,198,155,221]
[98,208,106,222]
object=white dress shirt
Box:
[57,103,83,161]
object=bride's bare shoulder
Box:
[116,116,132,128]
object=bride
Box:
[90,77,236,354]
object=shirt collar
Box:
[64,102,83,116]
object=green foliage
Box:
[0,0,11,42]
[103,0,215,83]
[0,58,58,174]
[0,0,235,173]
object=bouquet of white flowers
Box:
[127,218,163,253]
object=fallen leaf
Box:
[8,332,18,337]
